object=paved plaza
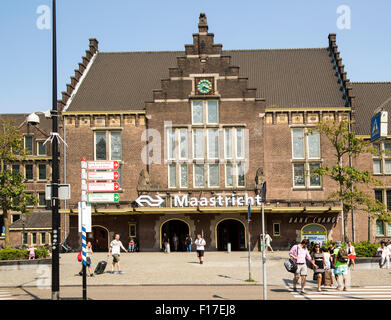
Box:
[0,251,390,293]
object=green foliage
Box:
[353,241,380,258]
[320,240,380,257]
[0,248,26,260]
[0,247,49,260]
[311,120,391,240]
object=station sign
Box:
[87,161,119,170]
[371,111,388,142]
[87,171,119,181]
[87,193,120,203]
[87,182,120,192]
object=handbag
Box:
[284,258,297,273]
[284,245,298,273]
[77,252,82,262]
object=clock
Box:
[197,79,213,94]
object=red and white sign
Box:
[87,161,119,170]
[87,171,119,181]
[87,182,120,192]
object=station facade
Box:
[50,14,391,251]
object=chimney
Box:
[89,38,99,54]
[198,13,208,33]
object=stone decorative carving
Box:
[255,167,265,192]
[137,169,150,191]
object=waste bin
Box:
[227,242,231,253]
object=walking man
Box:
[333,241,349,290]
[264,231,274,252]
[289,239,318,293]
[108,233,127,274]
[194,234,206,264]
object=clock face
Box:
[197,79,213,94]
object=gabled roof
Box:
[65,47,347,112]
[351,82,391,135]
[0,113,52,134]
[10,210,52,229]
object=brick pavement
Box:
[0,251,389,288]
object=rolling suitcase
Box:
[94,259,107,275]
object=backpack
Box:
[337,248,349,263]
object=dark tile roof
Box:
[351,82,391,135]
[66,48,347,112]
[9,210,52,229]
[0,113,52,134]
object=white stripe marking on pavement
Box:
[294,295,391,298]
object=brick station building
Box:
[57,14,391,251]
[0,113,54,248]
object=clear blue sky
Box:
[1,0,390,114]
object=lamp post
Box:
[51,0,60,300]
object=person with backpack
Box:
[185,235,192,252]
[289,239,318,293]
[333,241,349,291]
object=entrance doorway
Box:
[217,219,246,251]
[90,226,109,251]
[161,219,189,252]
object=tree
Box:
[0,119,38,248]
[310,119,391,242]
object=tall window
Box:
[94,131,122,160]
[374,189,391,236]
[208,164,220,187]
[373,141,391,174]
[193,129,204,159]
[25,136,33,155]
[25,164,33,180]
[291,128,321,188]
[168,164,176,188]
[38,164,46,180]
[194,164,205,187]
[37,141,46,156]
[38,192,46,207]
[207,129,219,159]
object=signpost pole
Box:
[247,204,252,281]
[81,158,87,300]
[261,201,267,300]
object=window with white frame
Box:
[374,189,391,236]
[291,128,321,188]
[208,164,220,187]
[207,129,219,159]
[192,100,218,124]
[180,163,188,187]
[37,141,46,156]
[194,164,205,187]
[94,131,122,161]
[192,129,204,159]
[24,136,33,155]
[372,141,391,175]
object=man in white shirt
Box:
[108,233,127,274]
[194,234,206,264]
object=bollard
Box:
[227,242,231,253]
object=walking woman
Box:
[347,241,356,271]
[311,243,326,292]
